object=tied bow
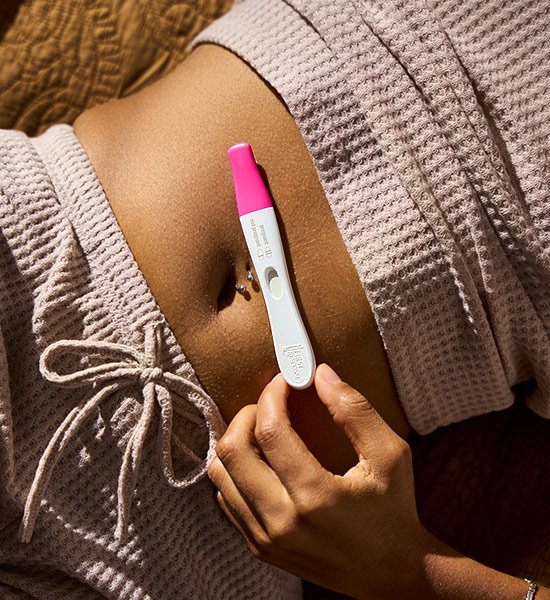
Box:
[18,322,225,544]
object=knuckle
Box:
[388,436,411,463]
[294,496,321,520]
[254,420,281,449]
[341,387,372,412]
[377,437,413,489]
[398,438,412,460]
[208,462,224,491]
[293,479,332,518]
[238,403,257,421]
[333,387,372,426]
[215,435,240,467]
[217,405,257,459]
[267,513,300,547]
[207,457,220,480]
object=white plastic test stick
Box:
[228,142,316,389]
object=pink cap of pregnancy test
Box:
[228,143,273,216]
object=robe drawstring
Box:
[18,322,225,544]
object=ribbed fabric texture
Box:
[189,0,550,434]
[0,125,302,599]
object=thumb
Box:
[315,363,397,461]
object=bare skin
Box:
[72,42,548,599]
[73,42,410,476]
[208,365,550,600]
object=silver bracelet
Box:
[524,579,538,600]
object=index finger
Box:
[255,373,329,498]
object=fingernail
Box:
[318,363,342,384]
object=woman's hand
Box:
[207,363,429,600]
[208,364,550,600]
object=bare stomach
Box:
[73,42,410,475]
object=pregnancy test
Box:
[228,142,316,389]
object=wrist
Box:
[412,532,539,600]
[353,525,434,600]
